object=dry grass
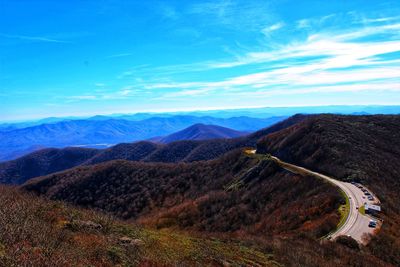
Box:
[0,185,278,266]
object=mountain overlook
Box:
[150,123,248,143]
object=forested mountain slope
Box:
[151,123,248,143]
[22,148,393,266]
[0,147,99,184]
[257,114,400,265]
[0,114,309,185]
[24,150,341,238]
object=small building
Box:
[365,204,381,215]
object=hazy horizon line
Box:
[1,104,400,124]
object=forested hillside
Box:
[24,150,340,238]
[0,114,308,185]
[151,123,248,143]
[0,147,99,184]
[257,114,400,265]
[9,114,400,266]
[23,148,393,266]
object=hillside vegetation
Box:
[22,148,394,266]
[6,114,400,266]
[0,185,279,267]
[0,147,99,184]
[257,114,400,265]
[0,114,308,185]
[24,150,341,239]
[151,123,248,143]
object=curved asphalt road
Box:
[269,155,380,244]
[246,150,380,244]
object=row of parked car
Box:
[351,182,374,201]
[350,182,379,228]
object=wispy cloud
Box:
[187,0,274,31]
[204,17,400,70]
[158,4,179,20]
[139,14,400,100]
[0,33,72,43]
[117,64,151,79]
[222,82,400,98]
[69,95,97,100]
[68,86,142,102]
[262,22,285,35]
[296,19,311,29]
[296,14,336,29]
[105,53,133,59]
[87,12,400,104]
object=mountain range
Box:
[0,115,306,185]
[13,113,400,266]
[0,115,285,162]
[2,105,399,126]
[0,114,399,265]
[149,123,248,143]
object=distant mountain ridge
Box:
[2,104,399,161]
[0,114,308,185]
[0,115,286,161]
[150,123,248,143]
[0,147,99,185]
[2,104,399,126]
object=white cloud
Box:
[0,33,71,43]
[296,19,310,29]
[69,95,97,100]
[159,87,213,99]
[262,22,285,35]
[187,1,274,31]
[121,13,400,101]
[223,81,400,98]
[68,86,142,101]
[105,53,132,59]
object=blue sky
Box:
[1,0,400,121]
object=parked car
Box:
[368,220,377,228]
[368,196,374,201]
